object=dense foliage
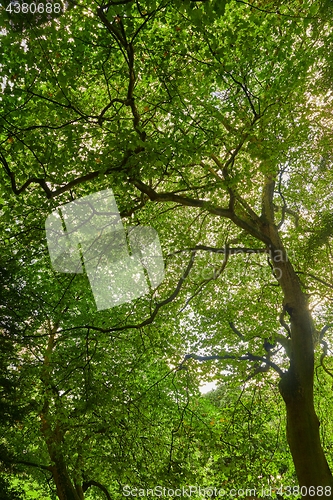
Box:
[1,0,333,498]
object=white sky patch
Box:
[199,380,217,394]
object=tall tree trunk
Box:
[40,322,83,500]
[41,418,82,500]
[268,226,333,495]
[50,460,82,500]
[279,367,333,489]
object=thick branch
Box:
[96,8,142,136]
[1,147,141,199]
[8,459,52,472]
[319,338,333,380]
[97,7,127,47]
[210,152,262,224]
[169,245,267,256]
[319,324,333,341]
[131,178,271,245]
[99,0,133,6]
[131,178,232,216]
[229,321,245,339]
[98,97,131,125]
[0,150,101,198]
[180,352,284,377]
[83,480,112,500]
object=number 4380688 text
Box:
[6,2,62,14]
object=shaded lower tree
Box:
[0,265,212,499]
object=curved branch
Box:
[100,0,133,6]
[132,178,271,245]
[319,324,333,341]
[296,271,333,291]
[83,480,112,500]
[10,459,52,472]
[131,178,232,216]
[1,140,145,198]
[320,339,333,380]
[225,73,259,119]
[0,151,52,197]
[179,243,230,312]
[98,97,131,125]
[229,321,245,339]
[58,250,197,334]
[97,7,127,48]
[180,352,284,377]
[169,245,267,256]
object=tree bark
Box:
[50,460,82,500]
[268,225,333,496]
[41,419,82,500]
[279,368,333,490]
[40,321,83,500]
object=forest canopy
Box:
[1,0,333,498]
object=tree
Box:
[1,0,333,497]
[201,381,296,490]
